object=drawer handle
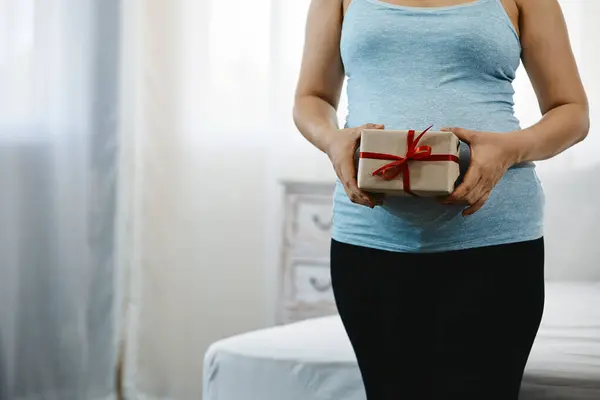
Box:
[309,277,332,292]
[312,214,332,231]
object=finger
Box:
[353,123,385,145]
[463,179,488,206]
[352,189,383,207]
[445,165,481,203]
[440,127,475,144]
[350,124,384,149]
[462,191,491,216]
[361,123,385,130]
[340,160,374,208]
[343,186,370,207]
[346,185,376,207]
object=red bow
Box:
[359,125,459,195]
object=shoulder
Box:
[513,0,567,39]
[305,0,345,28]
[309,0,345,15]
[514,0,563,13]
[514,0,568,42]
[342,0,352,16]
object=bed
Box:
[203,282,600,400]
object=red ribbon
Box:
[359,125,459,195]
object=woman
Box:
[293,0,589,399]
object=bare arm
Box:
[443,0,588,215]
[292,0,345,153]
[292,0,383,208]
[507,0,589,163]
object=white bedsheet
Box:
[520,283,600,399]
[203,282,600,400]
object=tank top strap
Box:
[491,0,520,42]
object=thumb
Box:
[441,127,474,144]
[362,123,385,130]
[355,123,385,140]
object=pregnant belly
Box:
[335,165,544,231]
[384,166,543,224]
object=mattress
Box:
[203,282,600,400]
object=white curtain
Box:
[0,1,121,399]
[119,1,324,398]
[119,1,600,399]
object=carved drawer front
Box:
[291,260,334,304]
[289,195,333,255]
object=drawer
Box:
[290,259,334,304]
[287,195,333,250]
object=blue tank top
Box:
[332,0,545,253]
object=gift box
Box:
[357,126,460,197]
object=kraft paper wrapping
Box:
[357,129,460,197]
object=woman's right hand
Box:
[325,123,385,208]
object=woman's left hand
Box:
[440,127,520,216]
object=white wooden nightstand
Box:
[276,181,337,324]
